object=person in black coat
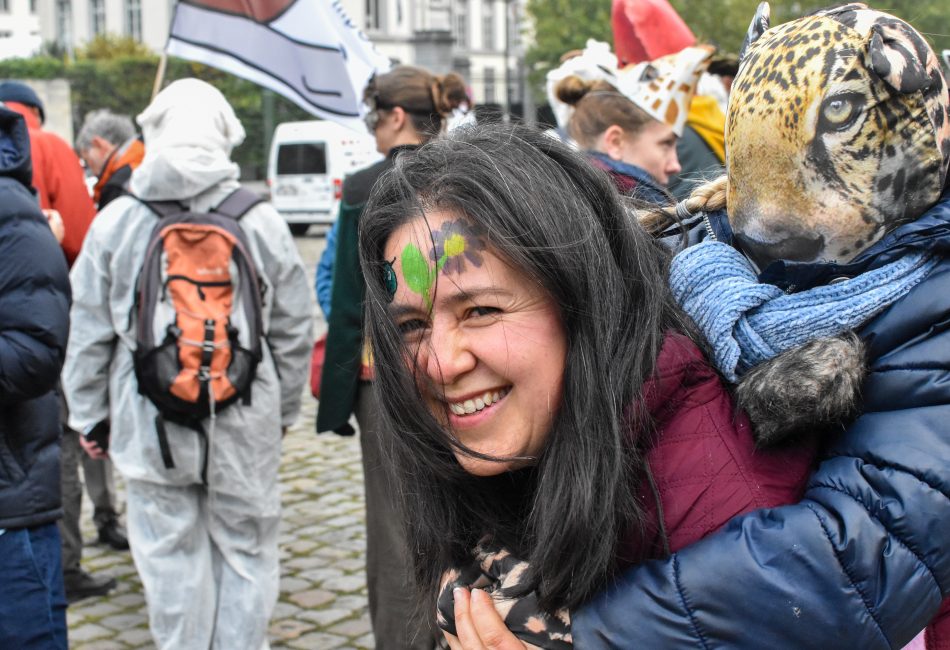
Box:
[0,103,72,649]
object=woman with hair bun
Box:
[555,45,713,205]
[316,64,465,650]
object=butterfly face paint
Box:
[383,258,398,302]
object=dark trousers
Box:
[0,522,68,649]
[59,429,120,574]
[355,382,436,650]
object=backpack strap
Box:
[132,188,262,221]
[212,188,264,220]
[137,198,187,219]
[154,414,210,486]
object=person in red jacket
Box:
[351,124,845,646]
[0,82,95,266]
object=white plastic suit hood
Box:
[131,78,245,200]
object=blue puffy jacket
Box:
[0,106,71,530]
[574,189,950,648]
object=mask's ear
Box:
[738,2,771,63]
[867,21,933,94]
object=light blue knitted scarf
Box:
[669,241,938,382]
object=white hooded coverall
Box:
[63,79,313,650]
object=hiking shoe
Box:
[64,569,116,604]
[97,522,129,551]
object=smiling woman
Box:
[385,209,568,476]
[358,123,818,648]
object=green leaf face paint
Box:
[401,242,437,309]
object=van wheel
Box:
[289,224,310,236]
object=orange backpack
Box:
[133,189,264,481]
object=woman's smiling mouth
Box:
[447,387,510,416]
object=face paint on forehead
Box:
[429,219,487,276]
[398,219,489,311]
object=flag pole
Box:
[152,52,168,101]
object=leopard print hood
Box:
[726,2,950,268]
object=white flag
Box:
[166,0,391,131]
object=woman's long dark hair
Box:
[359,124,693,616]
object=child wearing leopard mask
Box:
[642,3,950,648]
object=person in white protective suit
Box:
[62,78,313,650]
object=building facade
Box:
[35,0,175,56]
[0,0,41,60]
[34,0,526,112]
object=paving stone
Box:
[289,588,336,609]
[298,607,351,626]
[270,618,316,640]
[68,622,112,642]
[115,626,155,646]
[286,631,349,649]
[99,613,147,630]
[321,575,366,593]
[74,640,127,650]
[109,592,147,608]
[328,616,373,637]
[333,595,372,612]
[69,600,121,618]
[285,539,320,554]
[272,601,298,620]
[279,577,314,593]
[284,555,331,571]
[335,557,366,572]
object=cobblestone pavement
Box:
[67,231,378,649]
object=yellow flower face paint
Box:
[398,218,488,311]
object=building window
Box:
[56,0,72,49]
[125,0,142,41]
[365,0,382,30]
[454,0,468,49]
[0,1,9,13]
[30,0,37,13]
[483,67,495,103]
[482,0,494,50]
[90,0,106,36]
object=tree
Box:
[668,1,948,57]
[524,0,612,99]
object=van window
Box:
[276,143,327,175]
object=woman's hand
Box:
[437,547,572,650]
[444,587,534,650]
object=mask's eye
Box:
[818,93,863,132]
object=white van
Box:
[267,120,381,235]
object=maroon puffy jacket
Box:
[625,333,818,562]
